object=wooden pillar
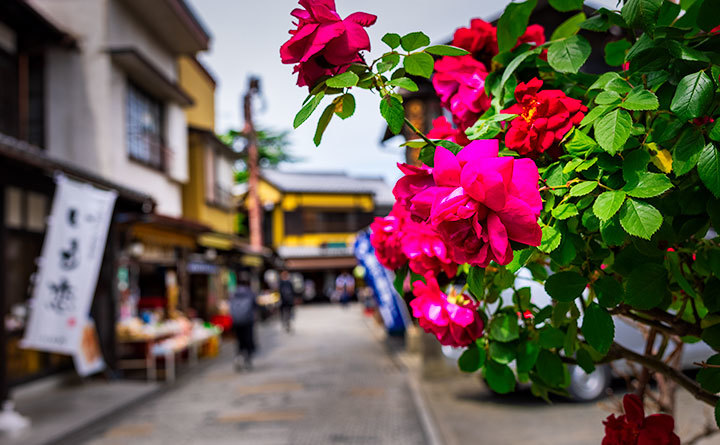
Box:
[0,179,8,401]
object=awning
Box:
[198,232,235,251]
[109,49,193,106]
[284,257,357,271]
[120,213,211,249]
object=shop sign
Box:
[21,176,116,371]
[354,230,410,334]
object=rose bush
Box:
[282,0,720,441]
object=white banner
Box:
[21,176,117,357]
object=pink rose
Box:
[410,277,483,347]
[401,221,457,278]
[392,163,435,221]
[432,55,491,129]
[280,0,376,88]
[425,140,543,267]
[370,203,408,270]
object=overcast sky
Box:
[187,0,615,184]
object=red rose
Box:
[602,394,680,445]
[280,0,376,88]
[501,77,587,156]
[426,116,471,146]
[452,18,497,62]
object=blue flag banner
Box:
[354,230,410,334]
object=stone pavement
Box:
[79,305,428,445]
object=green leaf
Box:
[387,77,419,92]
[580,105,612,128]
[582,303,614,355]
[517,340,540,373]
[625,263,668,310]
[497,0,537,54]
[593,190,627,221]
[552,203,579,220]
[710,121,720,142]
[549,0,584,11]
[622,0,663,32]
[595,91,622,105]
[623,173,672,198]
[570,181,598,197]
[551,12,587,40]
[565,129,599,156]
[604,39,631,66]
[547,35,592,73]
[622,87,659,111]
[698,0,720,32]
[589,72,622,91]
[334,94,355,120]
[458,342,486,372]
[539,225,562,253]
[703,277,720,314]
[536,349,566,387]
[376,53,400,73]
[619,198,663,240]
[696,354,720,392]
[325,71,359,88]
[483,360,516,394]
[293,91,325,129]
[382,33,401,49]
[489,313,520,342]
[313,103,334,146]
[545,271,587,302]
[380,96,405,135]
[703,325,720,351]
[673,127,706,176]
[698,143,720,198]
[594,275,624,308]
[490,341,517,365]
[670,71,715,121]
[594,109,632,155]
[498,48,541,95]
[403,52,434,78]
[467,267,484,298]
[424,45,469,56]
[576,348,596,374]
[539,326,566,349]
[600,216,626,246]
[400,32,430,52]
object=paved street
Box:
[79,305,427,445]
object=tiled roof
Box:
[262,170,377,195]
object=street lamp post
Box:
[243,77,262,252]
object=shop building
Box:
[248,170,391,301]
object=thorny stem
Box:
[403,117,436,147]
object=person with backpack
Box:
[229,273,257,370]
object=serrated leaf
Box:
[484,360,516,394]
[549,0,584,11]
[313,103,334,146]
[625,263,668,309]
[293,91,325,129]
[673,127,705,176]
[604,39,631,66]
[570,181,598,197]
[594,275,624,308]
[593,190,627,221]
[424,45,469,56]
[467,267,484,298]
[380,96,405,135]
[400,31,430,52]
[403,52,434,78]
[671,71,715,120]
[552,203,579,220]
[698,143,720,198]
[619,199,662,239]
[589,72,622,91]
[517,340,540,373]
[459,343,486,372]
[545,271,587,302]
[497,0,537,54]
[547,35,591,73]
[376,53,400,73]
[650,148,673,174]
[489,313,520,342]
[334,93,355,119]
[551,12,587,40]
[325,71,359,88]
[582,303,614,355]
[622,87,659,111]
[710,121,720,142]
[387,77,419,92]
[622,0,663,32]
[623,172,672,198]
[576,348,596,374]
[539,225,562,253]
[596,91,622,105]
[382,33,401,49]
[539,326,566,349]
[536,349,566,387]
[580,105,612,127]
[594,109,632,155]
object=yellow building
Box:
[253,170,393,300]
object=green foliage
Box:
[497,0,537,54]
[622,0,663,33]
[294,91,325,128]
[459,342,486,372]
[670,71,715,120]
[424,45,469,56]
[484,360,516,394]
[696,354,720,392]
[549,0,584,11]
[489,313,520,342]
[593,191,627,221]
[400,32,430,52]
[545,271,587,302]
[547,35,591,73]
[582,303,614,355]
[381,33,401,49]
[698,143,720,198]
[403,52,434,78]
[594,109,632,155]
[380,96,405,135]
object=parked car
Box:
[442,268,715,402]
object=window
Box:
[126,82,165,169]
[204,147,234,209]
[283,208,374,235]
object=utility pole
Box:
[243,77,262,252]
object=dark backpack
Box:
[230,286,255,325]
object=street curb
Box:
[360,314,448,445]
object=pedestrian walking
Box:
[335,271,355,307]
[278,270,295,333]
[230,273,257,370]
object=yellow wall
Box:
[178,56,215,131]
